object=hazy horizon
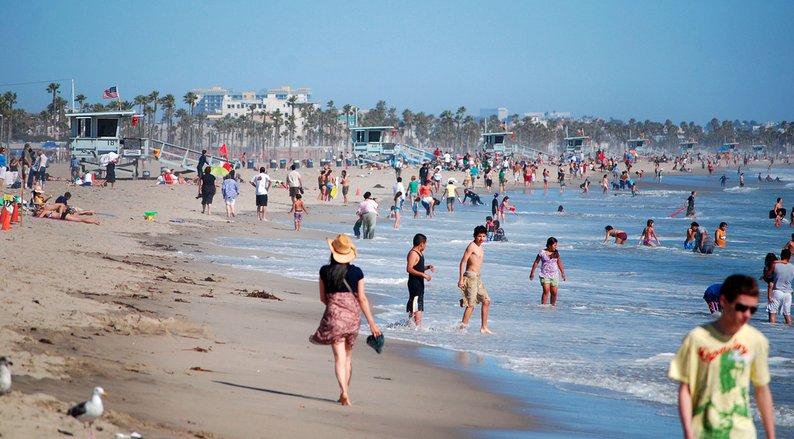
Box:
[2,0,792,124]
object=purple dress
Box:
[310,265,364,346]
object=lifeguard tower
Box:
[752,144,765,158]
[627,138,648,155]
[680,140,697,153]
[482,132,512,154]
[719,142,739,152]
[564,135,590,156]
[67,110,146,178]
[351,126,397,162]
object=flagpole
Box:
[116,85,122,111]
[71,79,75,111]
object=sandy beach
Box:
[0,155,768,438]
[0,159,554,439]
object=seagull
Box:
[67,386,107,439]
[0,356,12,395]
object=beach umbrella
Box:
[210,166,229,178]
[99,152,119,167]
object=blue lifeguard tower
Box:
[351,126,397,162]
[482,132,513,154]
[67,110,147,178]
[564,135,590,155]
[680,140,697,153]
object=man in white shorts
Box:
[767,248,794,325]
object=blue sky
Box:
[1,0,792,124]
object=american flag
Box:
[102,86,118,99]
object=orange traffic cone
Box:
[10,203,20,223]
[355,187,361,197]
[1,206,10,231]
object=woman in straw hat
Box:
[310,234,381,406]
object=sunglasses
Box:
[734,303,758,314]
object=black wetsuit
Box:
[407,249,425,313]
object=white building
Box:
[192,86,313,119]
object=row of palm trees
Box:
[1,88,793,156]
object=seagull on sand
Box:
[0,356,12,395]
[67,386,107,439]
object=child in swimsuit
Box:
[392,192,403,229]
[639,219,660,247]
[288,193,309,231]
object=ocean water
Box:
[204,166,794,436]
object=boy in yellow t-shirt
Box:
[669,274,775,438]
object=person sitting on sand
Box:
[604,225,627,244]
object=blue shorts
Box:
[683,241,694,250]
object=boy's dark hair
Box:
[486,216,493,221]
[363,191,371,199]
[720,274,759,302]
[719,222,727,228]
[474,225,487,237]
[64,192,72,199]
[782,249,792,260]
[493,220,500,227]
[690,222,699,227]
[605,225,613,231]
[397,177,402,182]
[413,233,427,246]
[295,193,302,200]
[259,166,266,173]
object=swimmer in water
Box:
[604,225,628,245]
[639,219,661,247]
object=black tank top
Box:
[408,249,425,283]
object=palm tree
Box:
[148,91,160,139]
[160,94,176,143]
[183,92,199,146]
[175,108,191,146]
[74,94,87,111]
[3,91,17,142]
[271,109,283,149]
[46,82,60,136]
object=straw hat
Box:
[33,186,43,193]
[327,234,357,263]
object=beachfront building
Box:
[480,107,509,122]
[191,86,313,120]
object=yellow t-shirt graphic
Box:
[669,324,770,438]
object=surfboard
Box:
[668,206,686,218]
[330,177,339,199]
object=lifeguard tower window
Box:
[355,131,366,142]
[97,118,118,138]
[75,118,92,137]
[494,135,505,144]
[369,131,381,143]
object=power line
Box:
[0,79,73,87]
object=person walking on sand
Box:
[604,225,627,244]
[457,225,492,334]
[222,170,239,219]
[529,237,566,305]
[406,233,435,327]
[639,219,661,247]
[287,164,303,203]
[250,166,272,222]
[669,274,776,439]
[288,193,309,231]
[198,166,216,215]
[310,234,381,406]
[340,170,350,204]
[197,149,208,177]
